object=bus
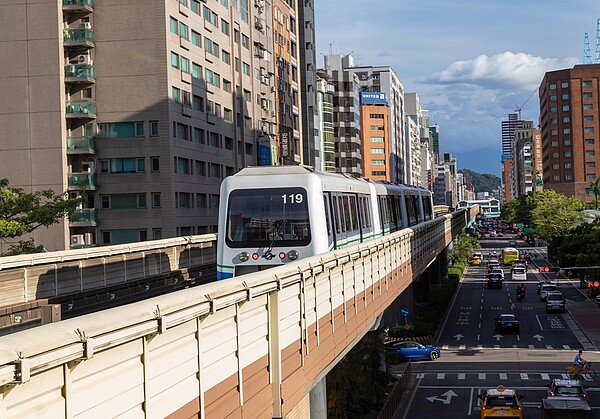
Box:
[502,247,520,266]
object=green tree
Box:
[0,178,85,255]
[590,178,600,210]
[530,190,585,242]
[458,169,501,194]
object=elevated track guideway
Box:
[0,208,476,418]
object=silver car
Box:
[546,292,565,312]
[540,284,559,301]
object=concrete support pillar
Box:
[309,376,327,419]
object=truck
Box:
[540,397,591,419]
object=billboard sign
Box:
[360,92,388,105]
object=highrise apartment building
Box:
[359,92,391,181]
[405,92,431,188]
[0,0,294,251]
[511,124,535,197]
[539,64,600,205]
[323,54,362,176]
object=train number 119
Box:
[282,193,303,204]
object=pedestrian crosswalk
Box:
[408,371,595,382]
[440,343,574,350]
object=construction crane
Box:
[515,88,537,120]
[583,18,600,64]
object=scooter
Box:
[516,288,524,301]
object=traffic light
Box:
[538,267,550,272]
[587,281,600,288]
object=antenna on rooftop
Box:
[584,32,593,64]
[595,18,600,63]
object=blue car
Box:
[385,340,441,364]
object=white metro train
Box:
[216,165,434,280]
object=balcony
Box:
[70,208,98,227]
[66,100,96,120]
[63,28,94,48]
[62,0,93,15]
[66,136,96,154]
[65,63,95,85]
[68,172,97,190]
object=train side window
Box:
[349,195,358,232]
[332,195,341,234]
[323,194,334,247]
[342,195,350,233]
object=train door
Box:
[331,193,345,248]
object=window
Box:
[204,38,219,56]
[150,121,159,137]
[221,50,230,64]
[564,151,572,157]
[562,105,570,111]
[564,140,571,146]
[204,68,221,87]
[586,150,596,156]
[151,157,160,172]
[561,93,569,100]
[565,174,573,181]
[196,160,206,176]
[586,138,595,145]
[175,157,191,174]
[583,80,592,87]
[203,6,218,26]
[585,127,595,133]
[209,132,221,147]
[177,192,192,208]
[561,82,569,88]
[549,83,556,90]
[587,162,596,168]
[241,34,249,48]
[98,122,144,139]
[550,95,557,101]
[224,108,233,122]
[172,86,181,103]
[101,193,147,209]
[196,193,207,208]
[192,62,202,79]
[550,107,557,113]
[210,194,219,209]
[242,61,250,76]
[209,162,221,177]
[170,17,179,35]
[564,163,572,169]
[587,173,597,180]
[371,137,384,142]
[372,160,385,165]
[152,192,161,208]
[243,89,251,101]
[551,141,559,146]
[562,116,570,123]
[192,94,204,111]
[584,92,593,99]
[370,113,384,119]
[371,148,385,154]
[191,30,201,47]
[221,19,229,35]
[102,158,145,173]
[207,100,221,117]
[191,128,204,144]
[563,128,571,134]
[370,125,384,131]
[181,57,190,74]
[584,104,593,110]
[223,79,232,92]
[152,228,162,240]
[174,122,190,140]
[171,52,179,69]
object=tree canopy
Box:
[501,190,585,242]
[0,179,85,255]
[458,168,501,194]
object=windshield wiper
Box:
[264,220,286,259]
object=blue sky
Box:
[314,0,600,176]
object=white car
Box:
[491,267,505,279]
[540,284,559,301]
[546,292,566,312]
[511,266,527,281]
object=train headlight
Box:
[238,252,249,262]
[252,253,259,260]
[278,252,286,260]
[287,250,299,260]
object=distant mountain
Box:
[459,168,501,194]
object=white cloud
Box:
[429,51,580,90]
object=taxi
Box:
[471,252,483,266]
[478,385,523,419]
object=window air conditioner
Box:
[71,234,85,246]
[78,55,93,65]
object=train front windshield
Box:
[225,187,311,248]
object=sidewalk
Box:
[566,285,600,351]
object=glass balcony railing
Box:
[66,136,96,153]
[70,208,98,225]
[68,172,97,190]
[65,64,95,82]
[63,0,94,6]
[63,28,94,45]
[66,100,96,118]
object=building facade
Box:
[539,64,600,205]
[359,92,391,181]
[0,0,286,251]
